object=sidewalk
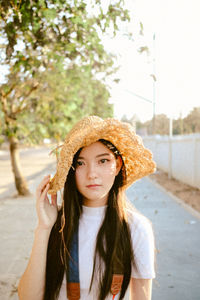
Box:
[127,178,200,300]
[0,147,200,300]
[0,147,56,300]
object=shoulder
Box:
[125,206,155,260]
[125,207,156,279]
[126,207,153,237]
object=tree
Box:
[142,114,169,135]
[132,107,200,136]
[120,114,138,131]
[28,64,114,142]
[183,107,200,133]
[173,115,184,135]
[0,0,130,195]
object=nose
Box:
[87,163,98,179]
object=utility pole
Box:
[169,117,173,137]
[152,33,156,135]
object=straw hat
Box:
[48,116,156,194]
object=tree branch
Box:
[12,82,39,115]
[0,93,8,115]
[0,93,14,124]
[0,82,17,98]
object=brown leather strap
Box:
[110,274,124,296]
[67,282,80,300]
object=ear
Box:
[115,156,123,176]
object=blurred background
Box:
[0,0,199,196]
[0,2,200,300]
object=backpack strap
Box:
[111,254,124,297]
[66,227,80,300]
[66,226,124,299]
[67,282,80,300]
[111,274,124,296]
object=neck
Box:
[82,197,108,207]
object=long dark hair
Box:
[44,140,134,300]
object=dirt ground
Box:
[149,169,200,213]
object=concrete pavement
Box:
[0,147,200,300]
[127,178,200,300]
[0,147,56,300]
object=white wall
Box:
[142,135,200,189]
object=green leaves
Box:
[43,8,57,22]
[1,0,130,70]
[0,0,129,144]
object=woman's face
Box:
[75,141,122,207]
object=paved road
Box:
[0,147,200,300]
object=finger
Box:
[40,183,50,201]
[39,175,50,188]
[51,194,57,206]
[36,175,50,197]
[36,178,49,197]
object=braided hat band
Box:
[48,116,156,195]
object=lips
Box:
[86,184,101,188]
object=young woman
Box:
[18,116,156,300]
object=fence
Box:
[142,134,200,189]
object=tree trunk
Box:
[9,136,31,196]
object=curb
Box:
[147,177,200,220]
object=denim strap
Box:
[66,227,80,300]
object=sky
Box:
[1,0,200,123]
[103,0,200,122]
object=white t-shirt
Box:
[58,205,155,300]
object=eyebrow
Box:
[78,153,111,160]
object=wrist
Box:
[35,224,52,236]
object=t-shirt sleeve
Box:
[129,212,156,279]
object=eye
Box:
[76,160,84,167]
[99,158,109,164]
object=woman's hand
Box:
[36,175,58,230]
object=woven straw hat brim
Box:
[48,116,156,195]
